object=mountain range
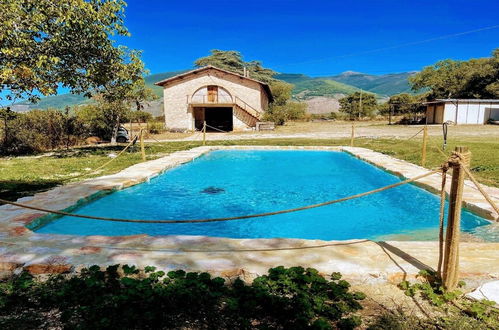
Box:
[13,70,416,112]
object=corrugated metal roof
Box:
[424,99,499,104]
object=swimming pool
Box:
[34,150,491,240]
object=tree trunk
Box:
[3,117,8,149]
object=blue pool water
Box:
[35,150,491,240]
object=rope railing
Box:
[68,134,139,179]
[404,127,425,141]
[205,123,230,133]
[0,169,440,224]
[462,165,499,215]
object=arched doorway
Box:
[192,86,233,131]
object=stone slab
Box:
[0,145,497,283]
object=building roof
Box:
[424,99,499,105]
[154,65,273,102]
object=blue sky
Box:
[2,0,498,105]
[120,0,499,76]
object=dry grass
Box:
[269,121,499,137]
[1,121,498,202]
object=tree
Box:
[380,93,427,123]
[409,48,499,99]
[387,93,424,116]
[194,50,276,83]
[0,0,134,103]
[269,81,294,106]
[76,100,128,142]
[339,92,377,120]
[88,48,156,143]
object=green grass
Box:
[1,136,498,203]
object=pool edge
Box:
[0,145,498,278]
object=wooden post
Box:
[442,146,470,291]
[140,129,146,162]
[421,125,428,167]
[129,118,133,138]
[350,122,355,147]
[202,121,206,146]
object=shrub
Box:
[264,102,307,125]
[147,121,165,134]
[0,265,365,329]
[129,110,152,123]
[286,102,307,120]
[0,109,86,155]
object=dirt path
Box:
[147,122,499,142]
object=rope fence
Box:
[205,123,230,133]
[0,169,440,224]
[3,132,499,291]
[68,134,140,179]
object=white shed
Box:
[424,99,499,124]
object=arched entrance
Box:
[191,86,234,131]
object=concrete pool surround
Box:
[0,146,498,280]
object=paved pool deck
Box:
[0,146,498,283]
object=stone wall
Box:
[161,70,270,131]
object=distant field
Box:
[1,122,498,203]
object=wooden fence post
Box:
[140,129,146,162]
[350,122,355,147]
[442,146,470,291]
[203,121,206,146]
[421,125,428,167]
[129,118,133,138]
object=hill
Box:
[14,69,414,111]
[275,73,361,99]
[144,70,188,97]
[15,70,186,110]
[326,71,416,96]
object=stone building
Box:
[155,66,273,131]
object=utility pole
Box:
[388,104,392,125]
[358,90,363,120]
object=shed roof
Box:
[424,99,499,105]
[154,65,273,102]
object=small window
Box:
[207,85,218,102]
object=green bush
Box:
[0,265,365,329]
[310,112,344,121]
[147,121,165,134]
[129,110,152,123]
[264,102,307,125]
[75,104,120,141]
[0,109,86,155]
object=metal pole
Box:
[358,91,362,120]
[442,146,470,291]
[202,121,206,146]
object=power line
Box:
[282,24,499,67]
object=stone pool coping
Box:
[0,145,498,280]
